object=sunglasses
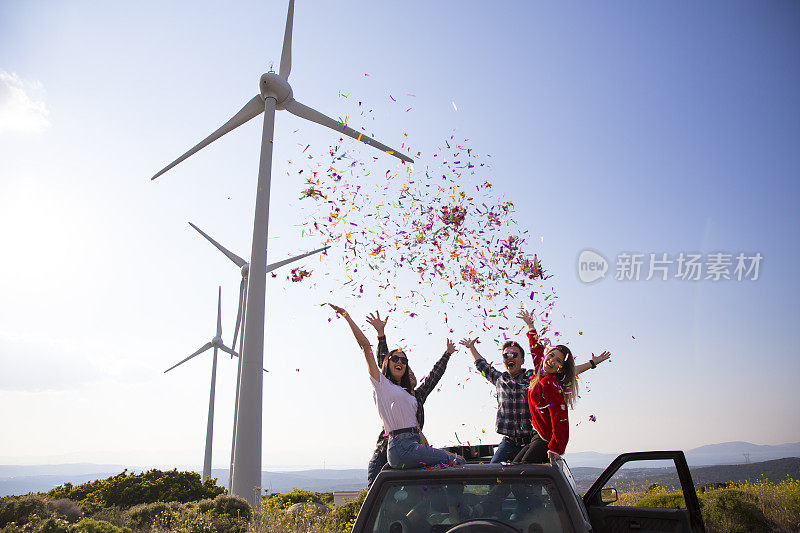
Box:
[389,354,408,365]
[502,351,520,360]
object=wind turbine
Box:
[164,287,237,481]
[186,221,327,489]
[150,0,413,503]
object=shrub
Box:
[48,470,223,509]
[322,490,367,533]
[196,494,251,521]
[636,491,686,509]
[46,500,82,523]
[262,489,326,512]
[75,518,131,533]
[701,488,773,533]
[123,502,172,530]
[0,495,50,527]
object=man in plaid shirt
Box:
[366,312,454,486]
[460,321,545,463]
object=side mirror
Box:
[600,487,618,504]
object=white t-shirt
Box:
[370,373,418,433]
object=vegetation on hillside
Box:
[0,468,797,532]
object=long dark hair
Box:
[529,344,578,409]
[382,349,413,394]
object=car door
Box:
[583,451,705,532]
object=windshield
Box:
[366,477,573,533]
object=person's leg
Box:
[513,433,548,464]
[491,437,523,463]
[367,440,389,487]
[388,434,464,469]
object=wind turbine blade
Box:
[219,344,238,358]
[221,346,267,372]
[266,245,329,273]
[231,277,246,356]
[282,99,413,163]
[151,95,265,180]
[279,0,294,79]
[164,342,213,373]
[238,282,247,355]
[188,222,247,268]
[216,286,222,337]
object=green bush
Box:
[322,490,367,533]
[47,470,223,509]
[74,518,131,533]
[263,489,327,512]
[0,495,50,527]
[701,488,773,533]
[636,492,686,509]
[123,502,175,530]
[46,500,82,523]
[196,494,251,521]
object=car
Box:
[351,445,705,532]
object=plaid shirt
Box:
[475,358,535,441]
[375,335,451,447]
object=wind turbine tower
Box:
[164,287,237,481]
[151,0,412,504]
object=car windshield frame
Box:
[553,457,591,525]
[363,473,575,533]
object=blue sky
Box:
[1,0,798,470]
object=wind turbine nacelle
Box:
[241,263,250,277]
[260,73,292,107]
[212,336,224,347]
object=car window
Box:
[601,459,687,508]
[367,478,573,532]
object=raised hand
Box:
[591,351,612,365]
[445,339,457,355]
[366,311,389,336]
[328,303,347,316]
[516,308,535,328]
[459,337,479,350]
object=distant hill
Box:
[1,440,797,497]
[570,457,800,494]
[564,441,800,468]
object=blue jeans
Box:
[387,432,465,469]
[367,439,388,487]
[491,436,526,463]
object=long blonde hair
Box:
[529,345,578,409]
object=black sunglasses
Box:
[502,351,520,359]
[389,354,408,365]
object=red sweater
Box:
[526,330,569,455]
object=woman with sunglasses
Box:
[328,304,464,471]
[364,310,456,486]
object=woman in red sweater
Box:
[514,308,609,463]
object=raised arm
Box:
[575,351,611,376]
[415,339,456,402]
[518,308,545,364]
[329,304,379,381]
[459,337,483,363]
[366,311,389,368]
[460,337,501,384]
